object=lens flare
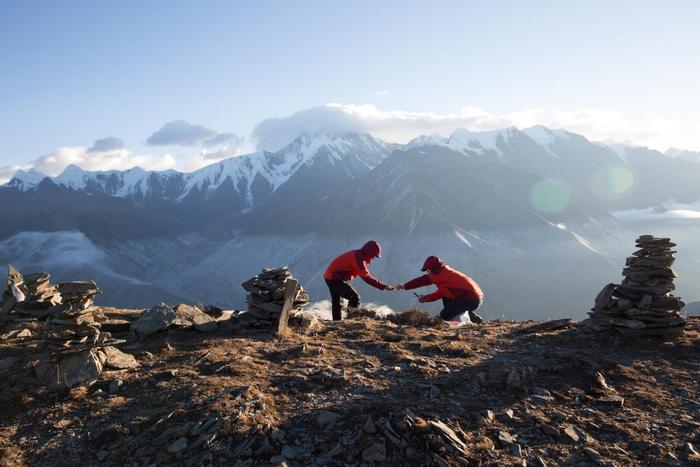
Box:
[529,178,572,213]
[591,166,635,200]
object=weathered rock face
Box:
[172,304,217,332]
[36,349,106,391]
[101,346,139,370]
[240,267,310,334]
[129,303,177,339]
[587,235,686,338]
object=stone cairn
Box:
[45,281,113,355]
[1,265,61,318]
[240,267,310,334]
[37,281,124,390]
[588,235,686,338]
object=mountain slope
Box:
[0,179,186,241]
[326,144,599,235]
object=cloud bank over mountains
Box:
[252,104,696,153]
[23,143,177,177]
[1,103,697,183]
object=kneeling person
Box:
[400,256,484,323]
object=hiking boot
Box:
[468,311,484,324]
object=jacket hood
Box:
[421,255,445,273]
[359,240,382,260]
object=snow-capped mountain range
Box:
[5,132,391,208]
[1,125,646,206]
[4,125,700,318]
[4,125,700,235]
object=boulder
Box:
[36,349,106,391]
[101,346,139,370]
[172,304,217,332]
[129,303,177,339]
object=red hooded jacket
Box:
[324,241,388,290]
[403,258,482,302]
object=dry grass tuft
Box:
[387,308,444,328]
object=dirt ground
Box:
[1,309,700,466]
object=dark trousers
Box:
[440,297,483,323]
[325,279,360,321]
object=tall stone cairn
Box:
[588,235,686,338]
[37,280,123,390]
[240,267,310,334]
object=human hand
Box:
[395,284,405,290]
[385,284,395,291]
[417,295,428,303]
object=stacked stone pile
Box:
[588,235,686,338]
[240,267,310,334]
[1,265,61,317]
[37,280,127,390]
[45,281,116,356]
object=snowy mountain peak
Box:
[52,164,180,199]
[522,125,572,146]
[4,169,48,190]
[182,132,390,206]
[281,132,389,165]
[406,134,448,148]
[446,127,517,155]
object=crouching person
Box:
[399,256,484,324]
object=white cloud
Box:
[548,108,696,150]
[203,132,244,148]
[0,131,250,183]
[181,144,252,172]
[33,146,177,176]
[88,136,125,153]
[252,103,542,151]
[252,103,700,152]
[2,104,698,184]
[146,120,245,150]
[146,120,217,146]
[0,165,30,184]
[0,145,177,183]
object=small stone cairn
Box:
[1,265,61,318]
[240,267,310,334]
[45,281,117,356]
[588,235,686,338]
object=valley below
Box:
[2,217,700,321]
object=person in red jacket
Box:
[324,240,394,321]
[399,256,484,324]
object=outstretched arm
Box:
[358,264,390,290]
[402,274,432,290]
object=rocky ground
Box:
[2,310,700,466]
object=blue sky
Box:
[1,0,699,178]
